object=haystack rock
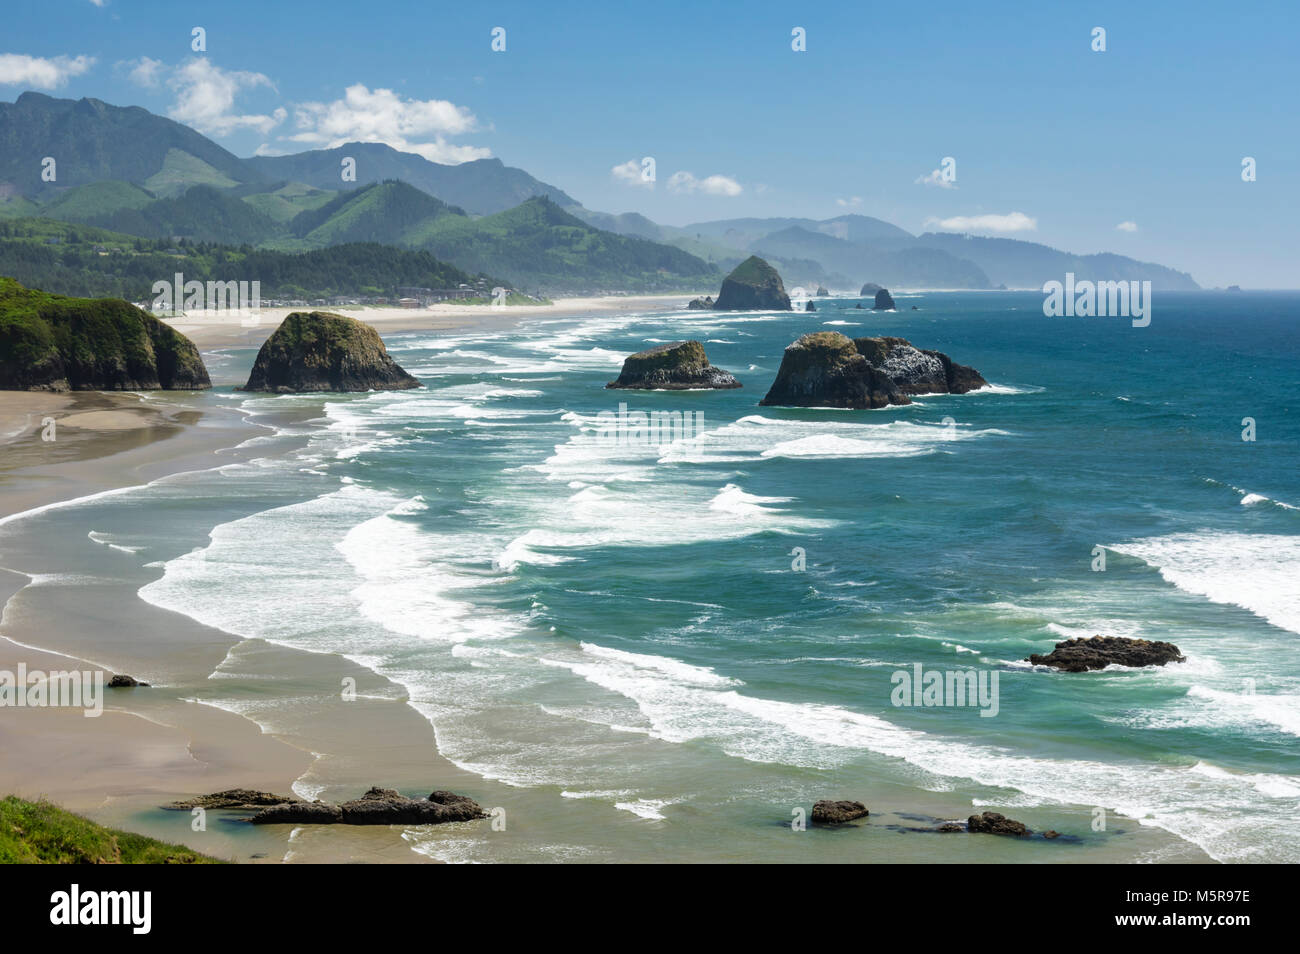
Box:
[240,311,420,393]
[712,256,792,311]
[873,288,897,310]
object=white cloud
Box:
[120,56,165,88]
[288,84,489,164]
[253,143,286,157]
[926,211,1037,233]
[666,171,742,196]
[1116,220,1138,232]
[0,53,95,89]
[836,196,862,208]
[89,0,107,7]
[165,59,283,136]
[915,168,956,189]
[611,159,654,188]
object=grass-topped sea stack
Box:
[607,339,741,390]
[712,255,792,311]
[241,311,420,393]
[0,277,210,391]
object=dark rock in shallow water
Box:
[606,340,740,390]
[759,332,986,409]
[1043,830,1061,839]
[250,801,344,824]
[686,295,714,310]
[240,311,420,393]
[712,256,792,311]
[812,800,869,824]
[108,674,149,688]
[1027,635,1185,672]
[164,789,296,811]
[248,786,488,826]
[968,812,1030,836]
[873,288,897,310]
[937,822,964,833]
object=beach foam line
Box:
[1106,531,1300,635]
[543,641,1299,862]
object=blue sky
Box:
[3,0,1298,286]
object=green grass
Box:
[41,181,156,223]
[143,148,240,198]
[0,796,224,864]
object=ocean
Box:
[6,290,1298,863]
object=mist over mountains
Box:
[0,92,1199,294]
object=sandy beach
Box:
[0,293,700,863]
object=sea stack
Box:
[0,278,210,391]
[240,311,421,393]
[860,282,883,296]
[815,286,830,297]
[759,332,986,409]
[873,288,897,310]
[607,340,740,390]
[712,256,792,311]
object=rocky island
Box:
[240,311,421,393]
[607,340,740,390]
[873,288,897,310]
[0,277,210,391]
[759,332,986,408]
[1027,636,1186,672]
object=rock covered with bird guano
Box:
[712,255,792,311]
[240,311,420,393]
[1027,635,1185,673]
[967,812,1030,836]
[0,277,210,391]
[873,288,897,310]
[759,332,986,408]
[811,800,869,824]
[606,340,740,390]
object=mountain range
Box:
[0,91,1200,294]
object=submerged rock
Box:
[250,801,344,824]
[759,332,986,408]
[812,800,869,824]
[0,277,210,391]
[1027,636,1186,672]
[712,256,792,311]
[967,812,1030,836]
[240,311,420,393]
[873,288,897,310]
[606,340,740,390]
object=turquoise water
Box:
[20,290,1300,862]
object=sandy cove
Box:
[0,293,700,863]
